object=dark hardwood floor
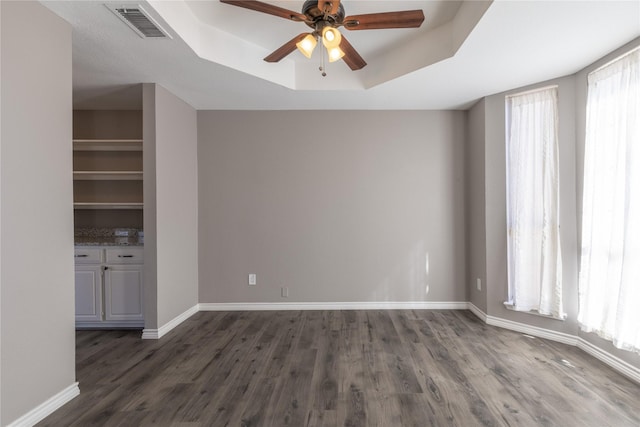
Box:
[38,310,639,426]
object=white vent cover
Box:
[107,4,172,39]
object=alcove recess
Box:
[73,110,143,230]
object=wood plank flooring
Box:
[37,310,640,426]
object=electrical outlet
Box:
[281,287,288,298]
[476,278,482,291]
[249,274,256,286]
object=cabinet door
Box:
[75,265,103,322]
[104,265,143,321]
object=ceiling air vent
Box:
[107,4,172,39]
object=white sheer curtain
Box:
[505,87,563,318]
[578,47,640,352]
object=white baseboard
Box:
[7,382,79,427]
[141,329,159,339]
[142,304,199,340]
[467,302,488,322]
[466,303,640,384]
[198,301,469,311]
[577,338,640,384]
[485,313,578,346]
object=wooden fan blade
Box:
[339,36,366,70]
[343,10,425,30]
[220,0,307,22]
[264,33,309,62]
[318,0,340,15]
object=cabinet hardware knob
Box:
[118,255,134,258]
[75,254,88,258]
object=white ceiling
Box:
[43,0,640,110]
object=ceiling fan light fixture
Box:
[220,0,425,72]
[296,33,317,58]
[321,26,341,49]
[327,46,345,62]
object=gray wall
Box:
[155,85,199,326]
[143,84,159,329]
[198,111,467,303]
[465,99,487,312]
[1,2,3,420]
[144,84,199,330]
[1,1,76,424]
[478,38,640,368]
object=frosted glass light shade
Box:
[296,34,317,59]
[327,46,345,62]
[322,27,341,49]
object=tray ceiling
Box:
[42,0,640,110]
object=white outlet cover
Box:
[249,274,256,285]
[476,278,482,291]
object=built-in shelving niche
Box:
[73,110,143,230]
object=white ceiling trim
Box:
[148,0,295,88]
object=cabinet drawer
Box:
[105,247,143,264]
[74,248,103,264]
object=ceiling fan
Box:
[220,0,425,72]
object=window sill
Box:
[503,301,567,321]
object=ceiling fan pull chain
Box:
[320,46,327,77]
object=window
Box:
[505,86,564,319]
[578,47,640,353]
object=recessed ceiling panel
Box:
[150,0,477,90]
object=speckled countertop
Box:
[74,228,144,246]
[74,236,143,246]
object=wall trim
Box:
[467,302,487,322]
[7,382,79,427]
[486,313,578,346]
[198,301,469,311]
[141,304,199,340]
[142,302,469,337]
[466,303,640,384]
[577,338,640,384]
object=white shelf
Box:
[74,202,144,210]
[73,171,143,181]
[73,139,142,152]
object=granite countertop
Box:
[74,227,143,247]
[74,236,143,246]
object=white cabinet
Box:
[105,247,144,264]
[75,265,103,322]
[74,247,144,329]
[74,247,103,264]
[104,265,144,321]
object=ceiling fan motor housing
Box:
[302,0,345,29]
